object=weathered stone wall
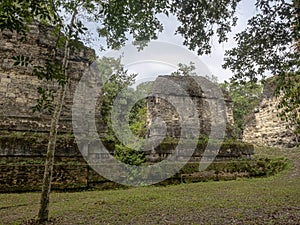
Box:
[0,162,88,192]
[243,78,298,148]
[0,25,256,192]
[0,23,292,191]
[1,155,288,192]
[144,76,250,162]
[0,22,94,134]
[147,76,235,138]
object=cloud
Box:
[87,0,258,83]
[103,41,212,88]
[153,0,257,82]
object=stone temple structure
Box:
[0,23,256,191]
[0,22,94,157]
[146,75,235,137]
[0,22,253,162]
[0,22,94,134]
[144,75,241,162]
[243,78,299,148]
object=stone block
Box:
[6,92,16,98]
[0,77,11,84]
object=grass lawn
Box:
[0,147,299,225]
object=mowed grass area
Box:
[0,147,299,225]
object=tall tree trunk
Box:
[37,8,78,223]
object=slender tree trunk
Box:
[37,8,78,223]
[37,84,67,222]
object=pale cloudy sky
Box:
[91,0,258,83]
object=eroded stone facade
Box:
[0,24,253,162]
[146,76,235,139]
[144,76,251,162]
[0,22,94,134]
[243,78,298,148]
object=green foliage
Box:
[223,0,299,136]
[11,55,32,67]
[0,0,57,36]
[170,0,241,55]
[171,62,197,76]
[33,58,66,85]
[223,1,298,82]
[114,144,145,166]
[204,74,219,84]
[247,157,290,177]
[99,0,169,49]
[276,73,300,141]
[95,59,152,169]
[1,0,243,55]
[170,62,219,85]
[221,81,263,137]
[98,57,137,144]
[32,87,55,114]
[31,58,67,113]
[97,58,151,166]
[129,99,147,138]
[127,81,152,139]
[179,157,289,180]
[114,143,146,184]
[97,58,154,158]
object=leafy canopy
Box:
[1,0,299,135]
[223,0,299,136]
[221,81,263,138]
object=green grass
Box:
[0,147,299,225]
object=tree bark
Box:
[37,8,78,223]
[37,84,67,222]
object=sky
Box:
[90,0,258,84]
